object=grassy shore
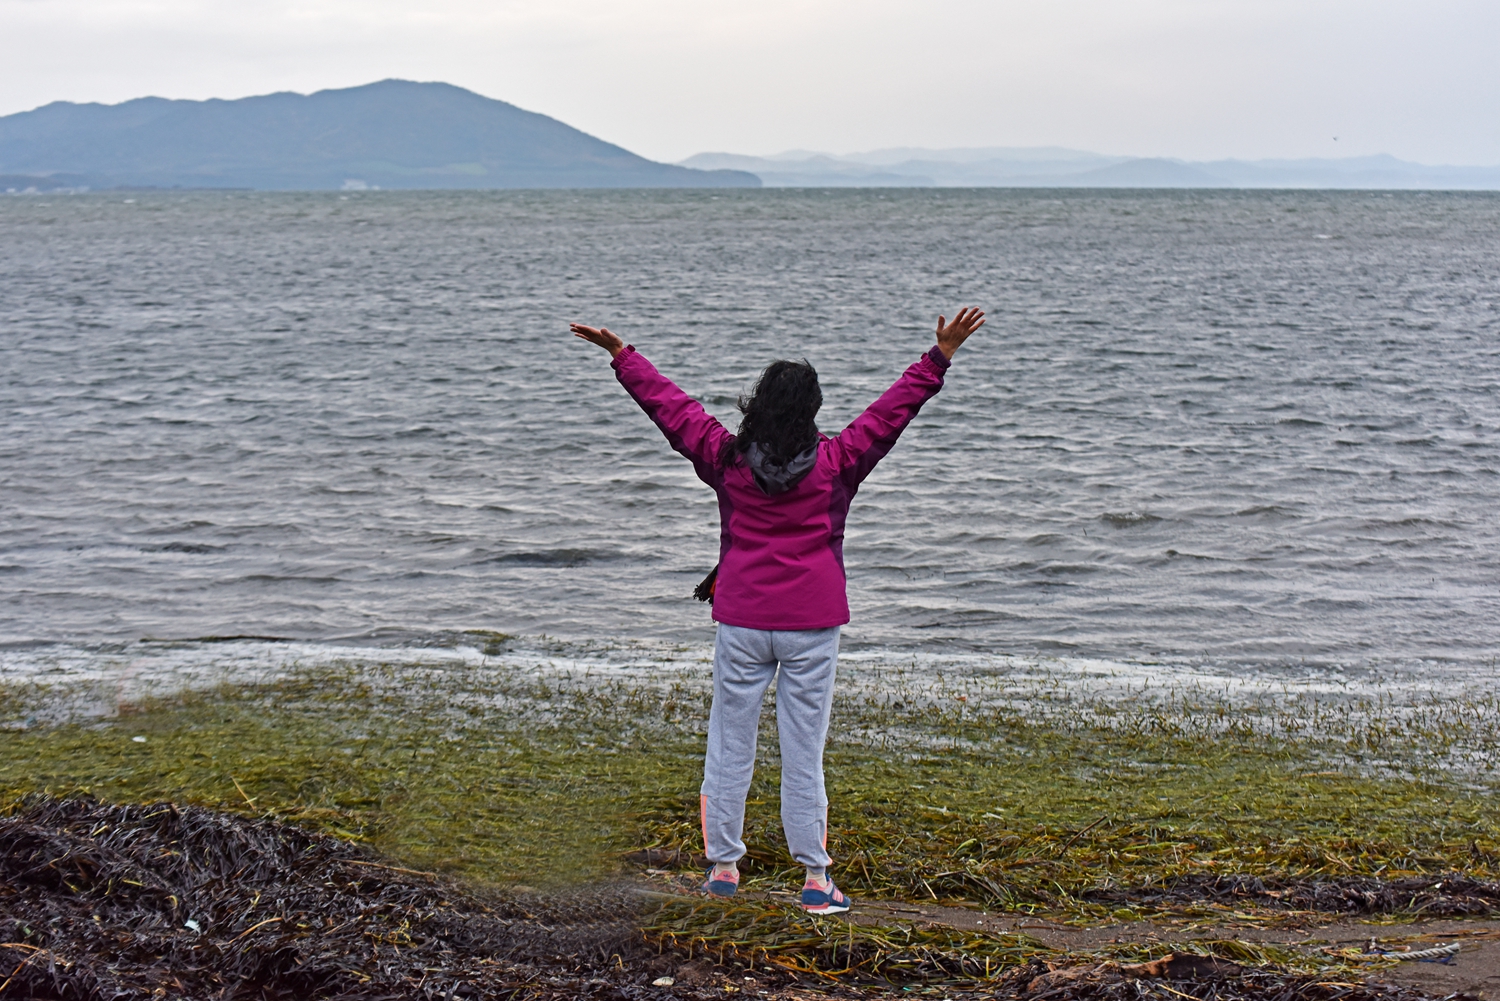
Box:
[4,641,1499,980]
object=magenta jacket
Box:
[612,344,951,631]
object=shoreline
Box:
[3,642,1499,994]
[4,631,1492,717]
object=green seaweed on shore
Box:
[0,666,700,886]
[3,651,1500,980]
[635,681,1500,918]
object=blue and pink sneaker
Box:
[703,865,740,897]
[801,876,851,915]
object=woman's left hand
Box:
[935,307,986,360]
[571,323,626,359]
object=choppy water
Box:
[2,189,1498,675]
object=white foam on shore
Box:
[4,636,1496,779]
[1,636,1486,721]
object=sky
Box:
[2,0,1498,166]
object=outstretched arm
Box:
[570,322,733,481]
[827,306,986,487]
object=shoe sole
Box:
[704,881,738,897]
[802,903,850,914]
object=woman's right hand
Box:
[570,323,626,359]
[935,307,986,360]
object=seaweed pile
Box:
[0,795,1483,1001]
[986,957,1476,1001]
[1082,872,1500,917]
[0,796,685,1000]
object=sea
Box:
[2,189,1497,696]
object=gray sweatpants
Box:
[700,623,840,869]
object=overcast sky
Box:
[2,0,1497,165]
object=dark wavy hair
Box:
[732,359,823,462]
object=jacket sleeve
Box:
[825,345,949,488]
[612,345,734,484]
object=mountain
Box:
[0,80,759,191]
[679,148,1500,189]
[1063,158,1224,187]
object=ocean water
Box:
[2,188,1498,682]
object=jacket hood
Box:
[746,441,818,495]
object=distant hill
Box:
[680,148,1500,189]
[0,80,759,191]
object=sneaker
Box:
[702,866,739,897]
[801,877,851,915]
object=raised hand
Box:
[934,307,986,360]
[570,323,626,359]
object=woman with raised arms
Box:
[570,308,986,915]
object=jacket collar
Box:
[746,441,818,495]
